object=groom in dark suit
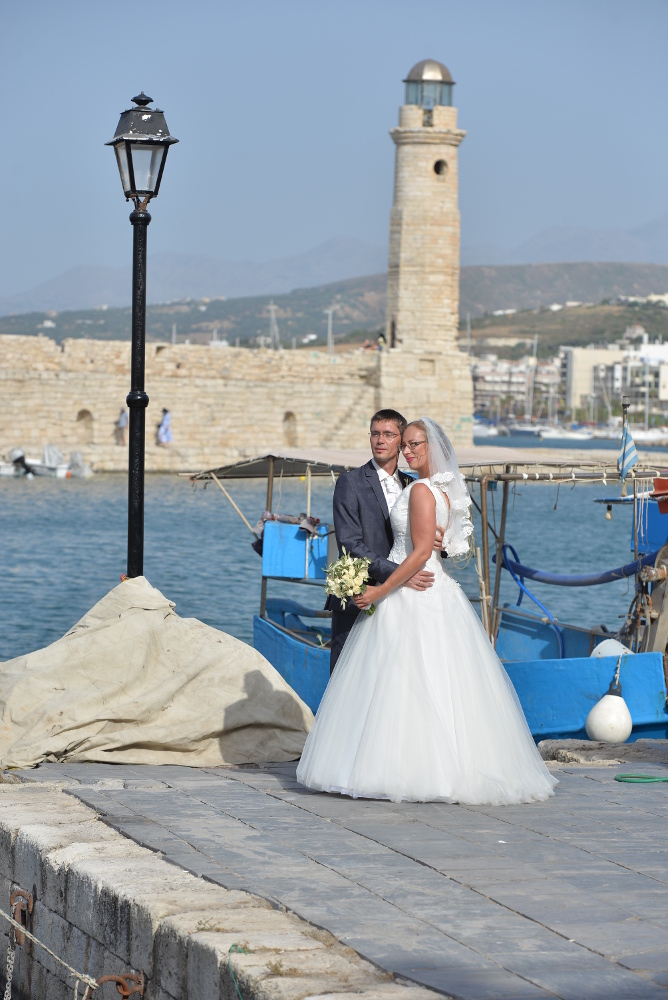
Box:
[328,408,440,672]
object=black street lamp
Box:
[107,93,178,578]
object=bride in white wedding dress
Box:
[297,417,557,805]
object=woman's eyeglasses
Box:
[402,439,427,452]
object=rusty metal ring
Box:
[96,972,145,998]
[9,888,33,947]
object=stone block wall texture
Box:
[0,333,471,472]
[0,336,380,472]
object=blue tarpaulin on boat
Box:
[262,522,330,579]
[496,609,600,661]
[634,502,668,554]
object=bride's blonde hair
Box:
[404,419,428,435]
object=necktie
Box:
[384,474,401,512]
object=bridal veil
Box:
[414,416,473,558]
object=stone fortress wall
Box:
[0,335,375,472]
[0,332,471,472]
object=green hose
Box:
[615,773,668,783]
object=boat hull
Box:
[254,615,330,714]
[505,653,668,740]
[255,607,668,740]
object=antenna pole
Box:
[325,308,334,355]
[268,302,280,350]
[527,334,538,424]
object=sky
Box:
[1,0,668,295]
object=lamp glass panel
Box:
[440,82,453,106]
[405,81,421,105]
[129,144,165,194]
[422,82,441,106]
[114,144,132,194]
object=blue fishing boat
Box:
[187,445,668,741]
[472,448,668,741]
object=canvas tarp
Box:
[0,576,314,769]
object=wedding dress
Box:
[297,421,557,805]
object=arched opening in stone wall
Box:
[283,411,298,447]
[75,409,94,445]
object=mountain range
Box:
[4,212,668,317]
[462,212,668,267]
[5,262,668,350]
[0,237,387,315]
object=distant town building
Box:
[563,334,668,422]
[472,355,560,420]
[618,293,668,308]
[563,346,626,414]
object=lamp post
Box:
[107,93,178,578]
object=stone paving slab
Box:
[0,784,440,1000]
[16,758,668,1000]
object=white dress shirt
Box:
[372,459,403,512]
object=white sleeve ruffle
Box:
[430,471,454,489]
[431,473,473,557]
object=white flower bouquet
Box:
[325,548,375,615]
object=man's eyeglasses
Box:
[370,431,399,441]
[402,439,427,452]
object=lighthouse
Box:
[380,59,473,444]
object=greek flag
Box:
[618,420,638,482]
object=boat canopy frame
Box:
[183,451,374,625]
[182,449,373,483]
[461,456,668,644]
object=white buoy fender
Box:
[585,683,633,744]
[590,638,630,659]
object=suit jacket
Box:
[328,460,413,616]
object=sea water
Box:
[0,472,641,661]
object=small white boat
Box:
[0,446,92,479]
[539,427,593,442]
[591,428,622,441]
[507,421,543,437]
[473,418,499,439]
[632,427,668,447]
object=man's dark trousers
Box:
[328,459,411,673]
[330,605,361,673]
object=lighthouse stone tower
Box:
[380,59,473,444]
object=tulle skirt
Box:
[297,574,558,805]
